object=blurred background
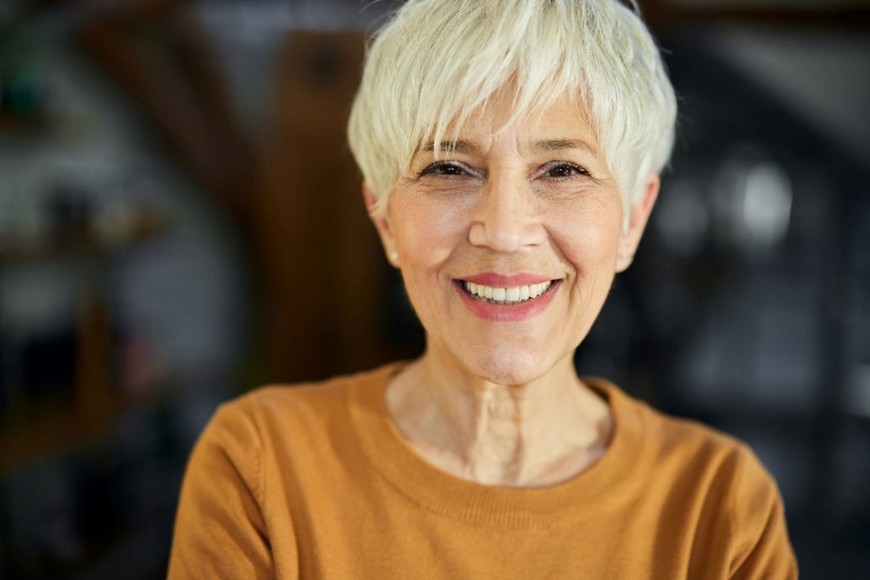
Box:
[0,0,867,577]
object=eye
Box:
[418,161,477,178]
[541,161,590,179]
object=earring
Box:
[389,250,399,264]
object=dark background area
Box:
[0,0,868,577]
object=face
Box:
[367,92,658,385]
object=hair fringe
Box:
[348,0,677,216]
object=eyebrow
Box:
[532,139,596,153]
[421,139,479,154]
[421,138,595,155]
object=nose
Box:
[467,174,546,252]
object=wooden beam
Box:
[74,2,255,229]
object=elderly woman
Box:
[169,0,797,578]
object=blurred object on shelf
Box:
[0,197,168,262]
[712,150,793,256]
[653,149,795,261]
[0,163,170,262]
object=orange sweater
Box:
[168,364,797,579]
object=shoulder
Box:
[588,377,784,521]
[643,400,776,495]
[204,363,397,451]
[591,378,796,576]
[593,377,765,478]
[635,407,797,577]
[644,407,783,522]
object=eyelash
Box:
[540,161,590,180]
[418,161,477,178]
[418,160,590,180]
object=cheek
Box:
[547,200,624,270]
[392,198,468,268]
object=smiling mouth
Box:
[458,280,558,305]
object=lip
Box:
[452,274,561,322]
[460,273,553,287]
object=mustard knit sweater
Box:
[168,364,797,579]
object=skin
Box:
[366,91,659,487]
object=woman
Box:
[169,0,797,578]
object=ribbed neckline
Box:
[347,363,649,530]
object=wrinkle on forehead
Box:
[417,88,601,161]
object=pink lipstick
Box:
[453,273,560,322]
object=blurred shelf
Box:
[0,256,171,475]
[1,393,120,474]
[0,208,169,264]
[0,384,169,476]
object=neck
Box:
[386,348,613,487]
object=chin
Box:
[460,347,562,387]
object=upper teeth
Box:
[464,281,552,304]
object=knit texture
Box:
[168,363,797,579]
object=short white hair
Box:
[348,0,677,214]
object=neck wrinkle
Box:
[388,350,611,487]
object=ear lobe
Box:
[616,173,660,273]
[362,183,400,267]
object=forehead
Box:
[421,90,598,154]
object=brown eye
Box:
[543,162,589,179]
[419,161,476,178]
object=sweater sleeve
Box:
[168,401,280,579]
[728,445,798,580]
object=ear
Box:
[616,173,660,273]
[363,183,400,268]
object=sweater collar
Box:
[347,363,650,529]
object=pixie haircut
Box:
[348,0,677,216]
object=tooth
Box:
[519,285,530,300]
[464,281,554,303]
